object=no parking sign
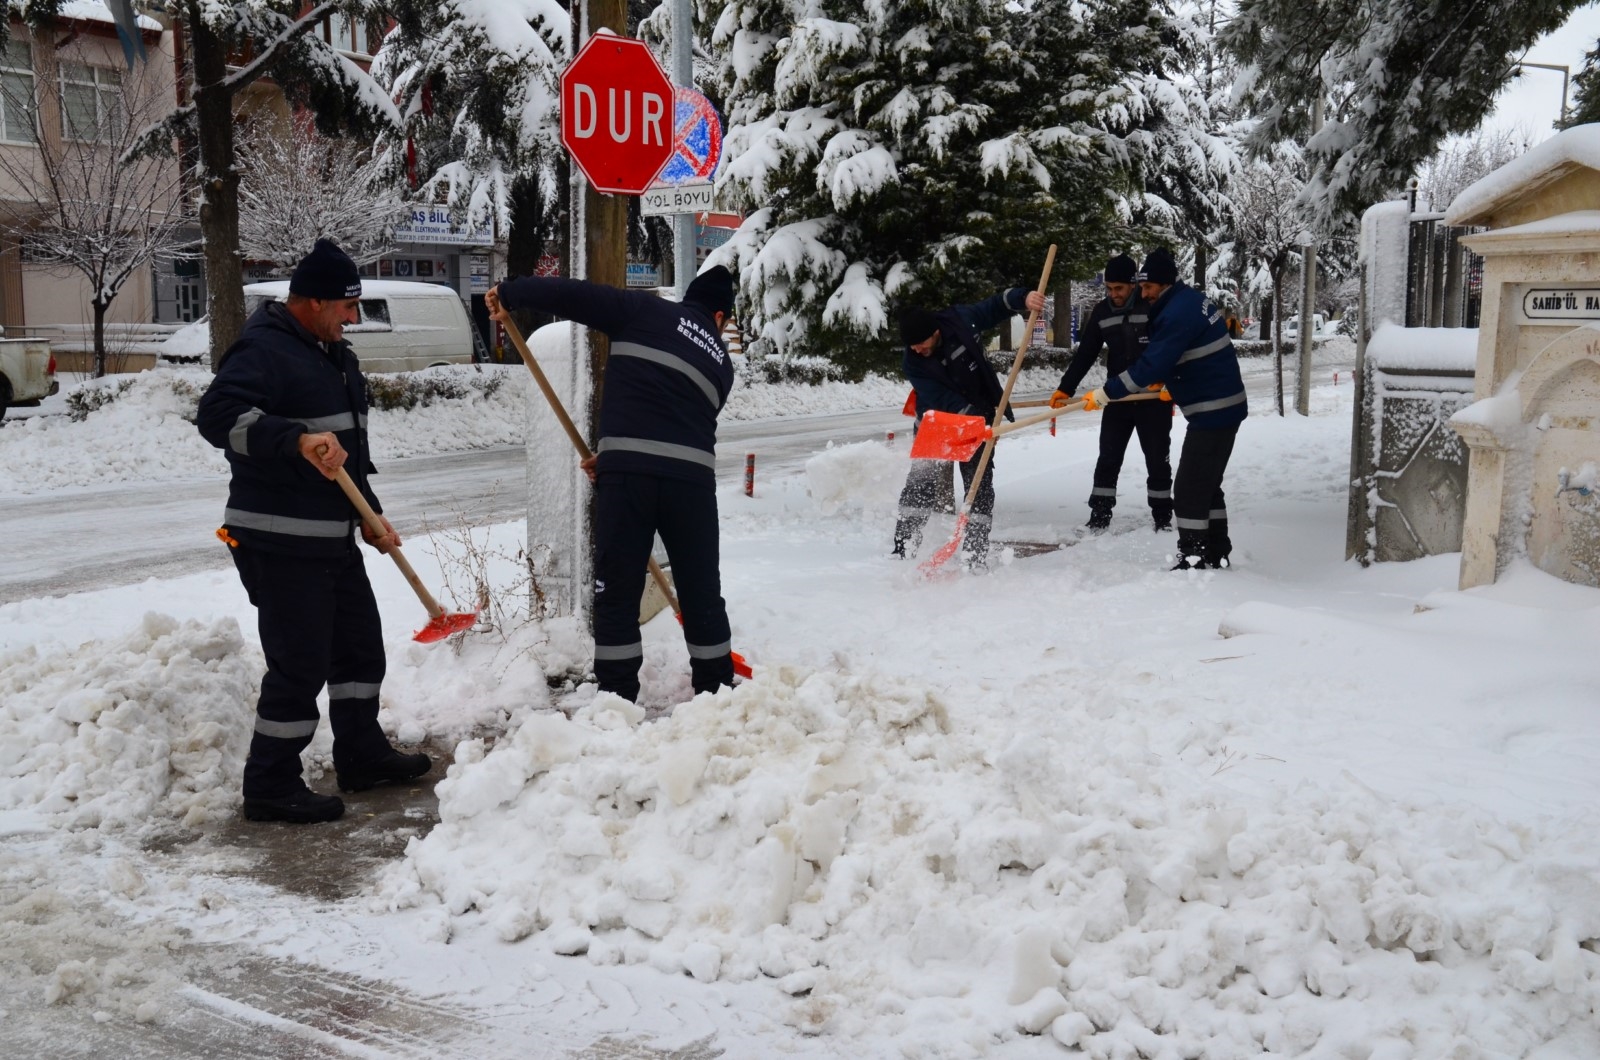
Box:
[641,87,723,215]
[658,87,722,184]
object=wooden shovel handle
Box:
[955,245,1056,514]
[332,467,443,618]
[994,391,1165,437]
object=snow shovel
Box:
[911,391,1169,462]
[332,467,478,644]
[498,314,754,680]
[920,244,1057,574]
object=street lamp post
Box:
[1516,61,1571,127]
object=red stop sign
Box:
[561,33,674,196]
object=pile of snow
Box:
[378,660,1600,1054]
[0,614,257,832]
[801,439,905,516]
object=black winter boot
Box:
[243,786,345,824]
[1173,531,1208,570]
[336,749,433,793]
[1085,508,1112,533]
[1151,505,1173,532]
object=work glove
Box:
[1049,389,1073,409]
[1157,387,1173,402]
[1082,387,1109,412]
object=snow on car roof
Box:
[246,279,463,299]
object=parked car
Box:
[162,280,486,372]
[0,337,57,415]
[1282,313,1326,338]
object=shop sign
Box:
[393,207,493,247]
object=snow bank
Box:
[0,365,532,493]
[0,614,257,832]
[377,663,1600,1054]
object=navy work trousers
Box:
[231,544,391,798]
[1173,423,1239,560]
[593,472,734,701]
[894,449,995,557]
[1089,400,1173,517]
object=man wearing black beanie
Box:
[891,282,1046,567]
[1082,247,1247,569]
[1049,253,1173,533]
[196,239,432,823]
[486,265,738,703]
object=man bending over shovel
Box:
[892,285,1047,567]
[487,267,738,703]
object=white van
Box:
[163,279,484,372]
[1282,313,1326,339]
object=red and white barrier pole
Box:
[1050,418,1056,437]
[886,430,895,443]
[744,453,755,497]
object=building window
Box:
[0,39,36,144]
[60,62,122,142]
[328,14,378,57]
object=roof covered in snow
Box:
[57,2,162,33]
[1447,124,1600,229]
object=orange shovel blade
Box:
[910,411,991,462]
[413,610,477,643]
[919,512,968,575]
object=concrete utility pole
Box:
[1296,91,1322,417]
[672,0,696,295]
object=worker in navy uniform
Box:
[486,266,738,702]
[1083,248,1248,569]
[891,285,1047,566]
[1048,253,1173,532]
[197,239,432,824]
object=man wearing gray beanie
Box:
[196,239,432,823]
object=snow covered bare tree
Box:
[1415,127,1531,214]
[1222,0,1582,228]
[706,0,1164,376]
[120,3,412,367]
[237,115,407,270]
[1225,143,1308,415]
[0,30,188,378]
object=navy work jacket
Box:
[497,277,734,487]
[196,302,381,556]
